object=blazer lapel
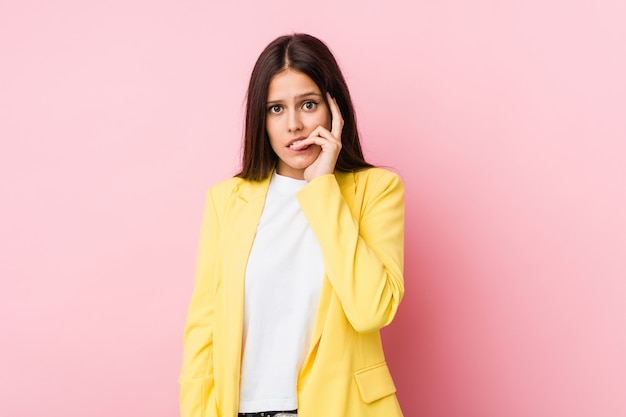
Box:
[301,172,357,371]
[219,175,271,413]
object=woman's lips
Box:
[288,138,310,151]
[289,139,304,149]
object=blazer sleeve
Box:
[179,188,219,417]
[296,170,405,333]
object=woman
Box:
[180,33,405,417]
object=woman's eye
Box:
[302,101,317,111]
[268,105,282,114]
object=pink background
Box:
[2,1,625,416]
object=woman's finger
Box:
[291,126,340,150]
[327,93,344,140]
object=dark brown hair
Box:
[236,33,373,180]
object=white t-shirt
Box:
[238,172,325,412]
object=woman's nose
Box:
[288,110,303,132]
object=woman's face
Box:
[265,69,331,179]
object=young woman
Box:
[180,33,405,417]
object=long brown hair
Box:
[237,33,373,180]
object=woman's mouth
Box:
[288,139,310,151]
[289,140,304,149]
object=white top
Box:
[238,172,325,412]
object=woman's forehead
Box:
[267,70,322,102]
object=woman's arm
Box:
[179,189,220,417]
[297,169,405,333]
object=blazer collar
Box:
[237,172,273,203]
[237,170,356,202]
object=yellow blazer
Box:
[180,168,405,417]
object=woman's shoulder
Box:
[339,167,404,189]
[205,175,270,204]
[356,166,402,180]
[208,176,247,195]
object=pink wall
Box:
[1,1,625,416]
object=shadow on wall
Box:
[382,187,480,416]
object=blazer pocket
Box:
[354,362,397,404]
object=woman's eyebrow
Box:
[296,92,322,99]
[267,92,322,105]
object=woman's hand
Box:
[300,93,344,182]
